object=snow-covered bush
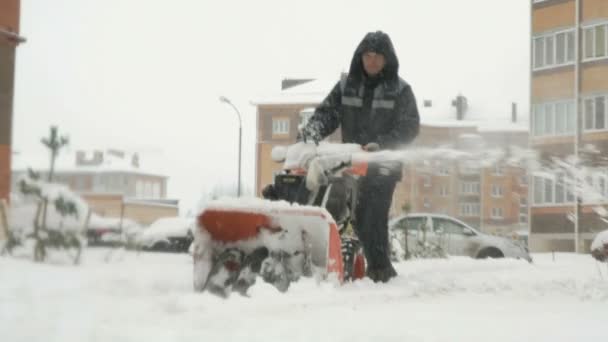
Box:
[7,170,90,264]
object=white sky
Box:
[12,0,530,215]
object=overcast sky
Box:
[12,0,530,214]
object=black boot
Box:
[366,264,397,283]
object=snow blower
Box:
[193,142,375,297]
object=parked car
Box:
[389,213,532,262]
[138,217,194,252]
[86,215,142,247]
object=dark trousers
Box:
[353,170,398,271]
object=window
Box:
[459,203,480,217]
[422,175,431,187]
[583,95,608,131]
[520,173,528,186]
[439,185,449,197]
[437,163,450,176]
[491,184,503,197]
[423,198,431,208]
[272,118,290,135]
[583,23,608,61]
[532,100,576,137]
[493,164,504,176]
[533,29,575,70]
[491,207,503,219]
[519,197,528,224]
[460,182,480,195]
[533,173,575,205]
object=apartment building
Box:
[0,0,25,203]
[530,0,608,252]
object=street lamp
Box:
[219,96,242,197]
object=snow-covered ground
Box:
[1,250,607,342]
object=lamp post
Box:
[219,96,242,197]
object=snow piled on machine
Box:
[195,197,333,255]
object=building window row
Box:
[532,100,576,137]
[583,94,607,132]
[533,29,575,70]
[533,171,608,205]
[460,181,480,195]
[459,203,480,217]
[583,22,608,62]
[533,174,575,205]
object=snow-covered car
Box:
[138,217,194,252]
[591,230,608,262]
[389,213,532,262]
[86,215,142,247]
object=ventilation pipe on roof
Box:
[452,94,468,120]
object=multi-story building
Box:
[253,77,529,238]
[0,0,25,204]
[530,0,608,252]
[11,149,178,225]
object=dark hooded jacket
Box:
[304,31,420,150]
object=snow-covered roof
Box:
[251,77,335,105]
[251,73,529,133]
[11,150,167,178]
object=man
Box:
[299,31,420,282]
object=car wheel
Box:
[476,248,504,259]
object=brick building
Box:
[530,0,608,252]
[0,0,25,203]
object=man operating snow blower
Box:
[298,30,420,282]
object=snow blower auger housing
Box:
[193,142,370,297]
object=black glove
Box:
[363,142,380,152]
